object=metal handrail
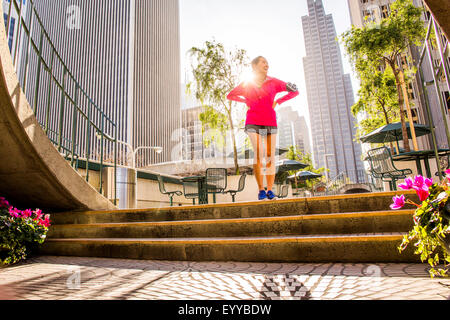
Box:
[3,0,117,204]
[416,13,450,181]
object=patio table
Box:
[392,149,450,178]
[182,176,208,205]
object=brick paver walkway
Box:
[0,256,449,300]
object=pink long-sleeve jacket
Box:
[227,76,299,127]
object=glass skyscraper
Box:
[302,0,364,181]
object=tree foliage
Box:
[352,68,400,139]
[187,40,250,173]
[341,0,426,152]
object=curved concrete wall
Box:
[0,8,117,212]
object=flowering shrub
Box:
[0,197,51,266]
[391,171,450,277]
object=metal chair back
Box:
[367,147,399,176]
[157,175,167,194]
[182,180,199,199]
[206,168,227,193]
[280,185,289,198]
[237,174,247,192]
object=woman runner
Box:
[227,56,299,200]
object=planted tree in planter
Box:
[0,197,51,266]
[341,0,426,152]
[391,172,450,277]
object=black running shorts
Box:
[244,125,278,136]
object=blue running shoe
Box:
[267,190,276,200]
[258,190,267,200]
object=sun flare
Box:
[240,70,255,85]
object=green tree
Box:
[198,106,229,159]
[277,146,326,194]
[187,40,249,174]
[351,68,400,140]
[341,0,426,152]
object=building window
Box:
[381,5,390,19]
[3,14,15,51]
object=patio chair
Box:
[206,168,228,203]
[277,185,289,199]
[182,179,200,205]
[366,147,413,191]
[157,175,182,207]
[436,154,449,177]
[223,174,247,203]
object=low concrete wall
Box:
[79,168,294,209]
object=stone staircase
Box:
[39,191,420,263]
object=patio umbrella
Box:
[287,171,322,181]
[360,122,431,145]
[276,160,308,173]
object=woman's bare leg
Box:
[265,133,278,192]
[247,132,265,191]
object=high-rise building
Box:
[277,106,311,155]
[181,106,221,161]
[347,0,449,149]
[302,0,364,181]
[7,0,181,166]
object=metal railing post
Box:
[433,19,450,93]
[44,48,54,135]
[85,100,92,183]
[114,125,118,206]
[58,67,67,152]
[99,114,105,194]
[32,28,44,115]
[71,84,79,168]
[22,5,34,94]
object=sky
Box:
[179,0,360,123]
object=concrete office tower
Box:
[181,106,220,161]
[347,0,449,149]
[18,0,181,166]
[302,0,364,181]
[277,106,311,155]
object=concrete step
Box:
[39,233,419,263]
[51,191,417,225]
[48,210,415,239]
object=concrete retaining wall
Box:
[0,7,117,212]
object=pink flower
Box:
[391,195,406,210]
[446,169,450,181]
[399,178,414,191]
[408,176,432,202]
[416,189,430,202]
[0,197,10,209]
[33,209,43,220]
[413,176,431,191]
[21,209,33,218]
[9,207,21,218]
[38,214,51,228]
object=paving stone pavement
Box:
[0,256,449,300]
